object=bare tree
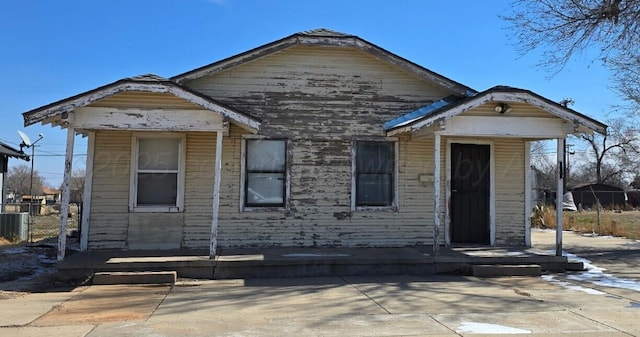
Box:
[6,164,45,197]
[530,141,558,190]
[504,0,640,112]
[580,118,639,184]
[632,174,640,189]
[60,169,86,203]
[571,160,629,188]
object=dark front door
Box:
[450,143,490,244]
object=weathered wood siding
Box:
[88,131,131,249]
[465,102,555,119]
[186,45,452,138]
[88,91,204,110]
[210,127,436,248]
[182,132,216,248]
[181,45,452,248]
[128,213,183,249]
[493,138,526,245]
[87,131,221,249]
[84,45,529,250]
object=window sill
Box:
[242,206,288,213]
[354,206,398,212]
[131,206,182,213]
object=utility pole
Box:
[565,143,574,191]
[18,131,44,242]
[559,98,575,193]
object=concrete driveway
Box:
[2,230,640,337]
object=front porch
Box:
[56,244,576,282]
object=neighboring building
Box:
[571,183,627,209]
[0,141,29,213]
[22,29,607,256]
[42,187,61,204]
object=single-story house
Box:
[42,187,62,204]
[21,29,607,260]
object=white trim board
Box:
[437,116,573,138]
[73,107,227,132]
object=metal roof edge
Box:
[383,95,461,131]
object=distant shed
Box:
[571,183,626,209]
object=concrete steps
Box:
[57,247,574,283]
[93,271,177,285]
[566,261,585,271]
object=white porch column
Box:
[556,137,565,256]
[209,131,224,258]
[524,141,532,246]
[57,127,75,261]
[80,132,95,251]
[433,132,441,255]
[1,161,6,213]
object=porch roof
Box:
[385,86,608,136]
[22,74,261,132]
[0,141,29,160]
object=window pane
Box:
[137,173,177,205]
[139,138,179,170]
[355,141,394,207]
[357,174,392,206]
[356,142,394,173]
[247,140,285,171]
[247,173,284,205]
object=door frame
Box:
[445,138,495,246]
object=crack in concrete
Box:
[340,277,391,315]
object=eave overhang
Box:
[0,142,29,161]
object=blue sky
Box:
[0,0,622,187]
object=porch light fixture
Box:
[494,103,512,114]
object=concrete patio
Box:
[3,230,640,336]
[56,243,573,282]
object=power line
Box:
[35,154,87,157]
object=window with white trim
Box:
[244,139,287,208]
[131,135,184,212]
[355,141,395,207]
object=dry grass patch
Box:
[531,205,640,240]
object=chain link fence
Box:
[0,202,80,243]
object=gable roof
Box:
[23,74,261,131]
[172,28,477,97]
[385,86,608,135]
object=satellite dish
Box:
[18,130,32,147]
